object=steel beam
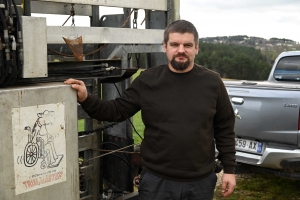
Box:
[47,26,164,44]
[32,0,168,11]
[22,16,48,78]
[108,45,164,60]
[31,1,92,16]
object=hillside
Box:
[200,35,300,62]
[196,41,272,80]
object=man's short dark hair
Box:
[164,20,199,46]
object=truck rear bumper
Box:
[236,147,300,171]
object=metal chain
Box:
[71,4,75,26]
[127,53,132,69]
[62,4,75,26]
[133,9,138,29]
[127,53,132,61]
[135,53,140,68]
[71,16,75,26]
[78,122,119,135]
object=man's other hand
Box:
[221,173,236,197]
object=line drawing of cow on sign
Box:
[23,110,64,169]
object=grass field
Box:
[78,119,84,132]
[214,170,300,200]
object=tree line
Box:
[195,42,272,80]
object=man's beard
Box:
[170,54,190,71]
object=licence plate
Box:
[235,138,263,154]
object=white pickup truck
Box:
[224,51,300,177]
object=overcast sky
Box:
[180,0,300,42]
[36,0,300,43]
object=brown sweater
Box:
[80,64,236,181]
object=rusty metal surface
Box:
[63,36,83,61]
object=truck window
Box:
[273,56,300,81]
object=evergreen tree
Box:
[196,42,271,80]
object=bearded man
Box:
[65,20,236,200]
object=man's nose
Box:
[178,44,185,52]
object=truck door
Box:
[229,85,300,146]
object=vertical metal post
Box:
[91,5,100,27]
[172,0,181,21]
[123,8,134,141]
[89,7,102,200]
[145,8,168,68]
[82,79,101,200]
[145,0,179,68]
[100,10,130,139]
[99,8,134,194]
[166,0,181,25]
[23,0,31,16]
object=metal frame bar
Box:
[32,0,168,11]
[108,44,163,60]
[47,26,164,44]
[31,1,92,16]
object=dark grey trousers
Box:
[138,170,217,200]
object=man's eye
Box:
[170,43,178,47]
[185,44,193,48]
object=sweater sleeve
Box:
[214,78,236,174]
[80,77,142,122]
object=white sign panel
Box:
[12,103,66,195]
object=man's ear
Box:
[163,43,167,53]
